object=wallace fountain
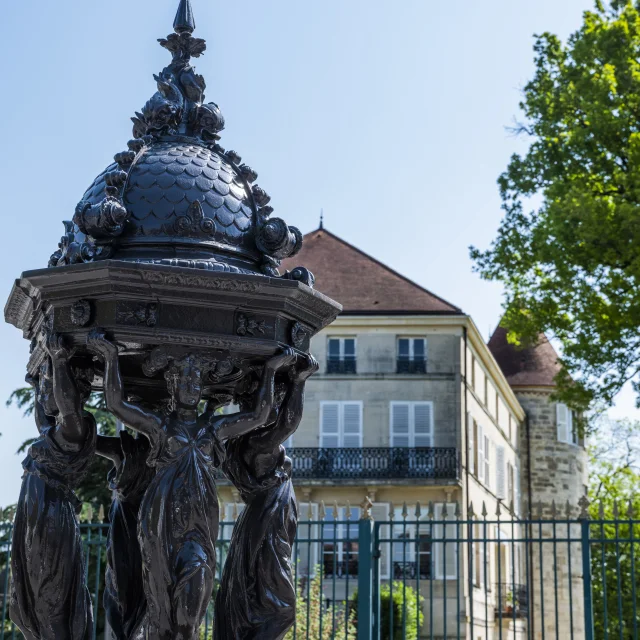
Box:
[3,1,341,638]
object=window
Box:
[392,507,432,580]
[320,402,363,448]
[390,402,433,447]
[495,446,506,500]
[467,413,475,475]
[477,423,485,483]
[397,337,427,374]
[327,337,356,374]
[323,507,360,578]
[471,355,476,389]
[483,434,491,489]
[320,402,363,475]
[484,377,489,406]
[557,403,578,445]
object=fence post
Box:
[357,501,374,640]
[580,501,595,640]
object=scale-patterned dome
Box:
[80,140,259,267]
[50,0,302,277]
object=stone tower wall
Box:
[516,390,588,640]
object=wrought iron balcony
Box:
[326,357,357,375]
[283,447,459,481]
[397,358,427,374]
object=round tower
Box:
[489,327,588,640]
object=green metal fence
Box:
[0,502,637,639]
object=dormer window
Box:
[397,338,427,374]
[327,337,357,374]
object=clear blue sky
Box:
[0,0,627,506]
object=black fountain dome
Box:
[55,0,302,278]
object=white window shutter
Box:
[484,436,491,489]
[496,446,506,499]
[372,503,391,579]
[433,504,457,580]
[391,403,410,447]
[477,425,485,482]
[343,403,362,447]
[296,503,319,577]
[467,413,475,475]
[413,403,433,447]
[557,403,569,443]
[321,403,340,448]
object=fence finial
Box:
[598,500,605,520]
[496,500,502,517]
[454,501,461,518]
[360,496,374,521]
[415,501,422,518]
[402,502,408,519]
[613,500,620,519]
[468,501,476,518]
[578,495,590,520]
[565,500,572,519]
[332,501,339,520]
[428,501,435,520]
[535,501,543,519]
[509,500,515,517]
[481,501,488,518]
[98,504,105,522]
[628,499,635,519]
[86,504,94,524]
[319,501,326,520]
[232,502,239,520]
[551,500,557,519]
[345,501,352,520]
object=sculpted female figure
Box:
[11,336,96,640]
[87,329,296,640]
[214,351,318,640]
[97,429,155,640]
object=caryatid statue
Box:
[4,0,340,638]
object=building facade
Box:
[217,228,588,638]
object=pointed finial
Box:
[98,504,106,522]
[360,496,373,521]
[415,501,422,518]
[468,501,476,518]
[345,501,352,520]
[319,501,326,520]
[174,0,196,34]
[319,209,324,230]
[402,502,408,519]
[481,501,488,518]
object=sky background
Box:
[0,0,631,506]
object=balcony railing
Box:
[283,447,459,481]
[326,357,357,374]
[397,358,427,374]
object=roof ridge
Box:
[307,227,463,314]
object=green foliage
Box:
[284,569,356,640]
[6,387,117,511]
[588,417,640,639]
[471,0,640,409]
[351,581,424,640]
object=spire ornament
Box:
[174,0,196,34]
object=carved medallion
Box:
[291,322,311,350]
[70,300,92,327]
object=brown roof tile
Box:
[488,326,561,388]
[280,228,462,315]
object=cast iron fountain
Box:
[4,1,341,638]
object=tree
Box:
[6,386,117,510]
[471,0,640,409]
[588,417,640,638]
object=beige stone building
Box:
[218,227,588,638]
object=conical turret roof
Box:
[488,325,562,388]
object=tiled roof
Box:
[281,228,462,314]
[488,326,561,388]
